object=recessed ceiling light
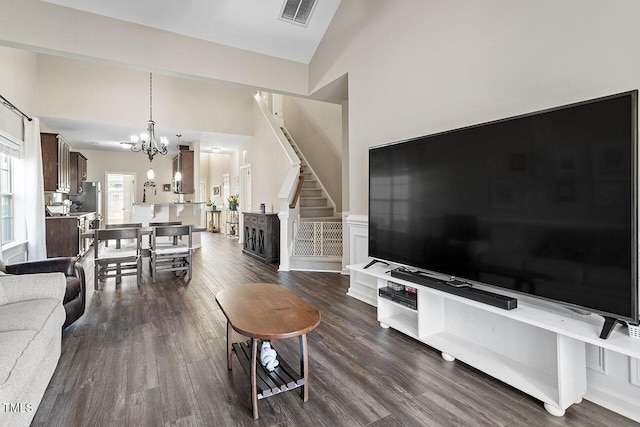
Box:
[92,142,99,146]
[211,147,222,153]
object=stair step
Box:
[299,216,341,222]
[302,180,317,189]
[300,197,328,207]
[289,256,342,272]
[300,188,322,197]
[300,206,334,217]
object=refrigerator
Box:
[70,181,102,225]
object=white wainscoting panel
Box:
[631,357,640,387]
[341,211,350,275]
[345,215,376,306]
[585,347,640,422]
[586,345,608,375]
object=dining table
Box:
[81,226,206,256]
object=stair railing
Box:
[289,175,305,209]
[253,93,301,271]
[281,127,337,213]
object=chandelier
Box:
[130,72,168,162]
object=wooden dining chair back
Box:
[149,221,182,244]
[93,227,142,290]
[150,225,192,282]
[103,223,142,247]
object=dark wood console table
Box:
[215,283,321,419]
[242,213,280,263]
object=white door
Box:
[240,165,251,213]
[200,178,206,227]
[222,173,230,208]
[106,172,136,224]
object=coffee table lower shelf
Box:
[232,341,305,399]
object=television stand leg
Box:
[441,352,455,362]
[544,403,565,417]
[599,316,622,339]
[364,259,389,269]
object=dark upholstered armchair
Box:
[5,257,86,329]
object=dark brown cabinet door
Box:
[41,133,59,192]
[172,149,195,194]
[41,133,71,193]
[45,217,80,258]
[69,152,88,195]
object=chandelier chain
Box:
[149,72,153,121]
[129,72,168,162]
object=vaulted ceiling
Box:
[6,0,345,151]
[41,0,342,64]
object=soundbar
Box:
[390,268,517,310]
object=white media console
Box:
[348,262,640,417]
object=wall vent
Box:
[280,0,317,27]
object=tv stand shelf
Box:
[348,262,640,417]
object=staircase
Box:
[282,128,343,272]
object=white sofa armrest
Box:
[0,272,66,305]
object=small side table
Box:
[216,283,321,419]
[226,209,239,238]
[206,209,221,232]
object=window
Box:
[0,153,13,244]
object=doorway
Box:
[105,172,136,225]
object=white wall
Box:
[0,46,38,262]
[0,0,308,95]
[283,96,342,211]
[310,0,640,421]
[311,0,640,215]
[81,148,177,207]
[36,54,254,137]
[205,153,232,206]
[0,46,37,140]
[236,101,293,213]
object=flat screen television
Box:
[369,90,639,335]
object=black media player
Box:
[379,286,418,310]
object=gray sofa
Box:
[0,272,66,427]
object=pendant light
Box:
[174,134,183,181]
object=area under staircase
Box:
[282,128,343,272]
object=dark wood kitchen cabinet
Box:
[172,147,194,194]
[41,133,71,193]
[69,151,87,195]
[45,217,79,258]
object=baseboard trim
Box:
[585,386,640,423]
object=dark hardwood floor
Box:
[32,232,638,426]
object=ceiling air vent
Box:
[280,0,317,27]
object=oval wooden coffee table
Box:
[215,283,321,419]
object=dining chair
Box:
[149,221,182,245]
[150,225,192,282]
[104,223,142,247]
[93,227,142,290]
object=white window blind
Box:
[0,128,23,158]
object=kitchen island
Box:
[132,202,204,248]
